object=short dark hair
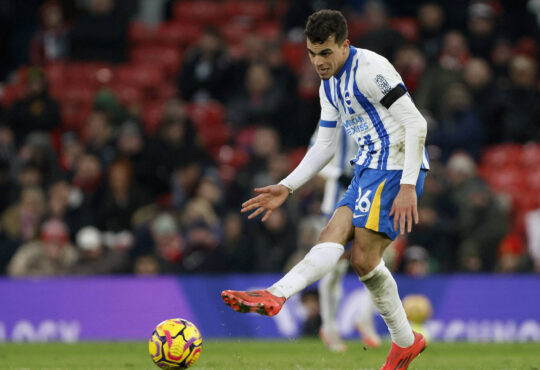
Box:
[304,10,348,44]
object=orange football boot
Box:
[221,289,286,317]
[380,331,426,370]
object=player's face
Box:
[307,35,350,80]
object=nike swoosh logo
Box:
[353,214,368,219]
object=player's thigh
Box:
[318,206,354,246]
[350,227,392,275]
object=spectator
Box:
[466,1,499,60]
[393,44,426,93]
[72,153,105,214]
[407,168,458,272]
[1,187,46,244]
[97,158,152,232]
[46,178,92,238]
[58,132,85,175]
[227,63,287,129]
[249,207,297,272]
[212,212,254,272]
[355,0,405,61]
[132,212,185,273]
[427,82,485,161]
[69,0,129,62]
[401,245,430,277]
[462,58,503,144]
[7,218,77,276]
[145,99,209,196]
[71,226,129,274]
[178,27,231,102]
[84,110,116,167]
[417,2,446,64]
[180,197,222,272]
[446,152,510,271]
[30,0,70,65]
[497,55,540,143]
[116,120,151,189]
[3,67,61,145]
[300,289,322,337]
[415,30,470,118]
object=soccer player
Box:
[311,126,381,352]
[222,10,429,369]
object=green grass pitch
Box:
[0,339,539,369]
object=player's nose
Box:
[312,55,324,66]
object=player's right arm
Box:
[241,83,340,222]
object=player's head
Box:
[304,10,350,80]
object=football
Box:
[148,318,203,369]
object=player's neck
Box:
[334,46,351,79]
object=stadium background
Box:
[0,0,540,344]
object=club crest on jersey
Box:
[344,114,369,136]
[375,74,392,95]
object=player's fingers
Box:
[399,210,406,235]
[389,202,396,216]
[254,187,271,193]
[247,207,266,220]
[407,207,413,233]
[413,206,419,224]
[393,209,399,231]
[241,202,259,213]
[261,209,273,222]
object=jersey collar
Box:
[335,46,357,80]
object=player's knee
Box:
[350,253,379,277]
[318,223,349,245]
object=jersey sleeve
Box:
[319,81,339,127]
[362,57,408,109]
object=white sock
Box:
[319,258,348,333]
[359,260,414,348]
[268,242,344,299]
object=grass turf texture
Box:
[0,340,539,369]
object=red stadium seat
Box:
[282,41,308,73]
[156,22,203,48]
[520,143,540,169]
[257,21,281,41]
[130,46,183,77]
[173,1,223,25]
[481,144,523,168]
[128,22,156,45]
[482,166,526,193]
[224,1,269,22]
[110,84,145,106]
[56,84,95,105]
[389,17,419,42]
[220,22,252,45]
[526,169,540,191]
[116,64,165,90]
[0,84,25,107]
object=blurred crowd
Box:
[0,0,539,277]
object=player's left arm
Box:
[364,60,427,234]
[387,93,427,235]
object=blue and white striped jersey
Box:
[319,46,430,171]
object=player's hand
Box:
[389,184,418,235]
[241,184,290,222]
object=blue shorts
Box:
[335,166,427,240]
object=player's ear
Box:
[342,39,350,51]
